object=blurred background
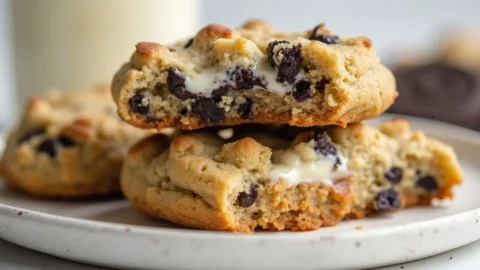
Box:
[1,0,480,126]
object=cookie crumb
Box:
[217,128,234,140]
[355,225,363,230]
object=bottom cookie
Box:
[121,119,462,232]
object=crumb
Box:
[217,128,234,139]
[355,225,363,230]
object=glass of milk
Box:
[11,0,201,104]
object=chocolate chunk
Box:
[309,25,340,44]
[37,135,75,158]
[192,99,226,124]
[389,63,480,130]
[232,67,266,90]
[128,93,149,115]
[416,175,438,191]
[375,188,401,211]
[180,108,188,115]
[238,98,254,120]
[184,38,194,49]
[292,80,311,102]
[18,128,45,144]
[315,78,331,93]
[267,41,303,84]
[311,131,341,167]
[237,184,258,208]
[58,135,75,147]
[167,67,196,101]
[267,40,290,67]
[211,85,231,102]
[311,131,337,156]
[277,45,303,84]
[37,139,57,157]
[384,167,403,184]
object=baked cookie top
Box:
[112,19,397,130]
[14,84,144,146]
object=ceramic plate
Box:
[0,115,480,270]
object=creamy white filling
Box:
[269,147,350,186]
[184,61,305,97]
[184,67,230,95]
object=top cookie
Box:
[112,20,397,130]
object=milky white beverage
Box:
[12,0,200,103]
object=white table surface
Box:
[0,238,479,270]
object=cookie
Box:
[389,63,480,130]
[121,119,462,232]
[0,84,150,197]
[438,33,480,75]
[112,19,397,130]
[331,118,462,217]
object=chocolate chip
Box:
[168,48,176,52]
[167,67,196,101]
[309,25,340,44]
[232,67,266,90]
[311,131,337,156]
[184,38,194,49]
[375,188,401,211]
[238,98,254,120]
[37,139,57,157]
[267,40,290,67]
[267,41,304,84]
[192,99,226,124]
[37,135,75,158]
[311,131,341,167]
[180,108,188,115]
[237,184,258,208]
[58,135,75,147]
[211,85,231,102]
[384,167,403,184]
[315,78,330,93]
[311,34,340,45]
[416,175,438,191]
[276,45,303,84]
[128,93,149,115]
[292,80,311,102]
[18,128,45,144]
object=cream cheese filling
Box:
[184,61,305,97]
[269,146,350,186]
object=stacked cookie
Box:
[0,20,462,233]
[111,20,462,232]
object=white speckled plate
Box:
[0,115,480,270]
